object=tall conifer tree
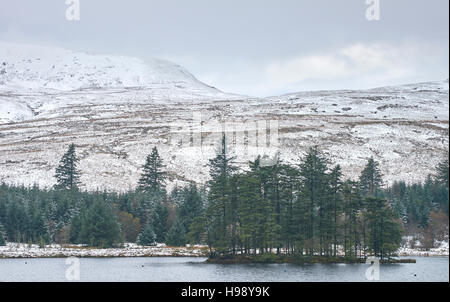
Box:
[54,144,81,190]
[436,155,449,188]
[138,147,166,193]
[297,146,330,255]
[206,133,236,251]
[359,157,383,197]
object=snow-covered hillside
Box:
[0,42,448,191]
[0,42,240,123]
[0,41,228,93]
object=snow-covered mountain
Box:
[0,42,448,191]
[0,42,240,123]
[0,41,229,93]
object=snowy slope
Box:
[0,42,240,123]
[0,41,223,92]
[0,43,448,191]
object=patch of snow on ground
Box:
[0,242,209,258]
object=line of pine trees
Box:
[203,136,406,259]
[203,137,448,259]
[0,140,448,259]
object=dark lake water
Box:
[0,256,448,282]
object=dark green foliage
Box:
[0,182,179,247]
[28,205,50,244]
[69,214,82,243]
[205,133,236,250]
[5,200,27,242]
[365,197,403,259]
[75,199,122,248]
[296,146,331,255]
[151,201,169,243]
[341,180,362,257]
[55,144,81,190]
[203,143,414,259]
[359,157,383,197]
[166,219,187,247]
[137,223,156,246]
[329,165,343,256]
[0,223,6,246]
[384,176,449,225]
[187,216,206,244]
[234,165,269,255]
[178,184,204,240]
[138,147,166,194]
[436,155,449,188]
[0,184,79,244]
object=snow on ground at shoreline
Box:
[397,240,449,257]
[1,241,448,258]
[0,242,209,258]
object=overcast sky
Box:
[0,0,448,97]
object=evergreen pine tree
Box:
[365,196,402,259]
[236,169,263,255]
[359,157,383,197]
[329,165,343,256]
[77,199,122,248]
[54,144,81,190]
[278,164,299,254]
[152,201,169,243]
[5,200,27,242]
[178,184,204,235]
[29,206,49,244]
[0,223,6,246]
[297,146,330,255]
[342,180,362,258]
[137,223,156,246]
[69,214,82,243]
[436,156,449,188]
[187,216,206,244]
[166,219,187,247]
[206,133,236,251]
[138,147,166,193]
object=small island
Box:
[206,253,416,264]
